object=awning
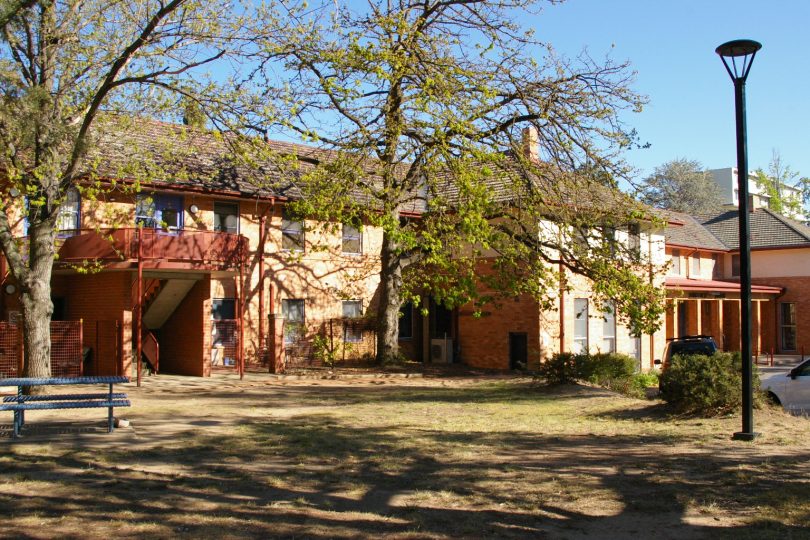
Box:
[665,277,783,295]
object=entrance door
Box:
[509,332,528,370]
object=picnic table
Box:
[0,376,130,438]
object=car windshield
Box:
[670,341,715,357]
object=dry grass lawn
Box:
[1,374,809,539]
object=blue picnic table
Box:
[0,376,131,438]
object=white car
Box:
[761,359,810,414]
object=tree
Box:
[0,1,266,379]
[256,0,663,362]
[753,150,806,218]
[638,158,723,214]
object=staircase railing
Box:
[142,330,160,374]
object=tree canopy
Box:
[638,158,724,214]
[255,0,664,360]
[753,150,808,219]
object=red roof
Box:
[666,277,782,294]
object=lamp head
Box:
[716,39,762,81]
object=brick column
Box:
[268,314,285,373]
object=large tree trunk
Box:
[20,218,56,381]
[376,229,403,363]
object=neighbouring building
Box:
[709,167,806,222]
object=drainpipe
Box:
[136,227,143,387]
[558,262,565,354]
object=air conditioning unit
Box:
[430,338,453,363]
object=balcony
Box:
[56,228,247,270]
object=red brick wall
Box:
[160,276,212,376]
[457,260,540,370]
[753,276,810,354]
[53,272,133,375]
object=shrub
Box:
[537,352,579,385]
[659,352,759,416]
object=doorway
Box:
[509,332,528,370]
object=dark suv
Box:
[656,335,719,370]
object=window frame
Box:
[573,298,589,354]
[342,300,363,343]
[670,249,681,276]
[601,301,616,353]
[282,299,306,344]
[56,187,81,236]
[341,223,363,255]
[691,254,701,278]
[213,201,240,234]
[731,254,740,277]
[281,209,305,252]
[779,302,797,352]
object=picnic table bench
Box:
[0,376,130,438]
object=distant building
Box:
[709,167,806,222]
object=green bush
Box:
[539,352,653,399]
[537,352,579,385]
[659,352,759,416]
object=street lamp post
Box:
[716,39,761,441]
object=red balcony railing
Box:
[56,228,247,268]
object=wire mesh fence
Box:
[0,321,84,378]
[283,317,377,368]
[211,319,239,370]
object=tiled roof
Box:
[661,210,728,251]
[696,208,810,250]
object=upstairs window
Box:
[669,249,681,276]
[342,224,362,254]
[627,223,641,257]
[56,187,81,235]
[731,254,740,277]
[281,209,304,252]
[691,255,701,278]
[214,202,239,234]
[136,194,183,231]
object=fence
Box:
[211,319,239,370]
[283,317,377,368]
[0,321,84,377]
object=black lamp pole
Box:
[716,39,761,441]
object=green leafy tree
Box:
[753,150,806,218]
[257,0,664,362]
[0,0,268,379]
[639,158,723,214]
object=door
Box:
[509,333,528,370]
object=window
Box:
[342,300,363,342]
[627,223,641,258]
[136,194,183,230]
[211,298,236,347]
[342,223,362,254]
[669,249,681,276]
[691,255,701,278]
[631,335,642,363]
[214,202,239,233]
[601,226,617,255]
[601,301,616,353]
[573,298,589,354]
[780,303,797,351]
[282,299,305,344]
[731,254,740,277]
[281,209,304,251]
[56,187,80,234]
[399,302,414,340]
[212,298,236,320]
[712,253,721,279]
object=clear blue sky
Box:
[531,0,810,180]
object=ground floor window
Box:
[573,298,588,354]
[342,300,363,342]
[601,301,616,353]
[211,298,236,347]
[780,302,797,351]
[282,299,305,344]
[398,302,414,340]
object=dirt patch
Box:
[1,375,809,538]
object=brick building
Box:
[0,120,710,377]
[663,207,810,357]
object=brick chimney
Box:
[521,126,539,162]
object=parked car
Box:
[761,359,810,414]
[655,335,719,370]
